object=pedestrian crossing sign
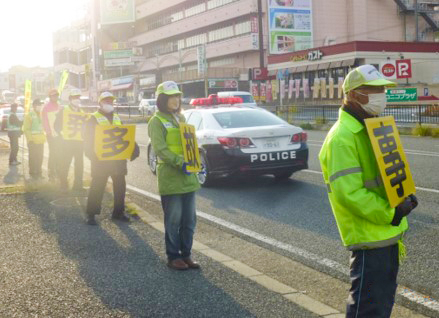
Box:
[95,125,136,160]
[180,123,201,172]
[365,116,416,208]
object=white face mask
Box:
[71,99,81,108]
[102,103,114,113]
[356,92,387,115]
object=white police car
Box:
[147,102,308,186]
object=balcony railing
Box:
[163,67,246,82]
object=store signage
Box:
[253,68,269,80]
[104,58,134,67]
[396,59,412,79]
[291,54,307,62]
[197,45,206,75]
[106,41,137,50]
[308,50,323,61]
[208,79,238,89]
[112,77,133,86]
[386,88,417,102]
[380,59,412,79]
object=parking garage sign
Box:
[365,116,415,208]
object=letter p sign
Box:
[396,59,412,79]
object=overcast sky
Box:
[0,0,88,72]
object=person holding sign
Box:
[23,99,46,180]
[42,89,61,181]
[54,89,87,192]
[83,92,139,225]
[148,81,201,270]
[318,65,418,318]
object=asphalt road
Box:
[130,123,439,304]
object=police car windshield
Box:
[213,110,285,129]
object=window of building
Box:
[186,33,207,48]
[207,0,236,10]
[209,57,235,67]
[208,25,234,42]
[171,11,184,22]
[185,3,206,18]
[235,21,251,36]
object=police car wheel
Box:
[273,171,293,181]
[148,145,157,175]
[197,153,214,187]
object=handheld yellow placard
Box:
[365,116,416,208]
[95,125,136,160]
[62,110,90,141]
[179,123,201,172]
[58,70,69,95]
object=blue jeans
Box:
[161,192,197,261]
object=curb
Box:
[131,202,345,318]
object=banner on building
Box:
[312,78,320,98]
[320,77,327,98]
[197,45,207,75]
[271,80,278,100]
[266,81,273,102]
[295,79,301,98]
[95,125,136,160]
[267,0,313,54]
[328,78,334,99]
[260,83,267,102]
[280,80,286,99]
[179,123,201,173]
[24,80,32,114]
[100,0,135,25]
[251,83,260,101]
[288,79,294,99]
[58,70,69,95]
[303,78,309,98]
[62,111,90,141]
[365,116,415,208]
[337,77,344,99]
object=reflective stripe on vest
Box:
[93,111,122,126]
[30,111,44,134]
[8,114,21,131]
[347,233,402,251]
[154,114,183,162]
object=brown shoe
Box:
[183,258,200,269]
[167,259,189,270]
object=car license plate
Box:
[263,139,280,149]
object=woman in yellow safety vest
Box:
[148,81,201,270]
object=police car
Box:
[147,96,308,186]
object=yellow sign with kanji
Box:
[95,125,136,160]
[58,70,69,95]
[179,123,201,172]
[365,116,416,208]
[62,110,90,141]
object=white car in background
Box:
[148,105,308,186]
[138,98,157,115]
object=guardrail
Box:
[264,104,439,126]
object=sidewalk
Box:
[0,137,430,317]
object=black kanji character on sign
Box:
[373,122,407,197]
[183,127,199,168]
[67,114,88,139]
[102,127,129,158]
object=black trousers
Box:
[47,136,61,179]
[59,141,84,189]
[346,244,399,318]
[8,132,20,163]
[86,174,126,217]
[28,142,44,178]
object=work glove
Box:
[130,143,140,161]
[391,195,418,226]
[198,163,207,176]
[182,162,191,175]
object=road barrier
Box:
[265,104,439,126]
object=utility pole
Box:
[257,0,264,68]
[415,0,419,41]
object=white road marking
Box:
[126,184,439,313]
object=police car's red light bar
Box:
[190,94,243,107]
